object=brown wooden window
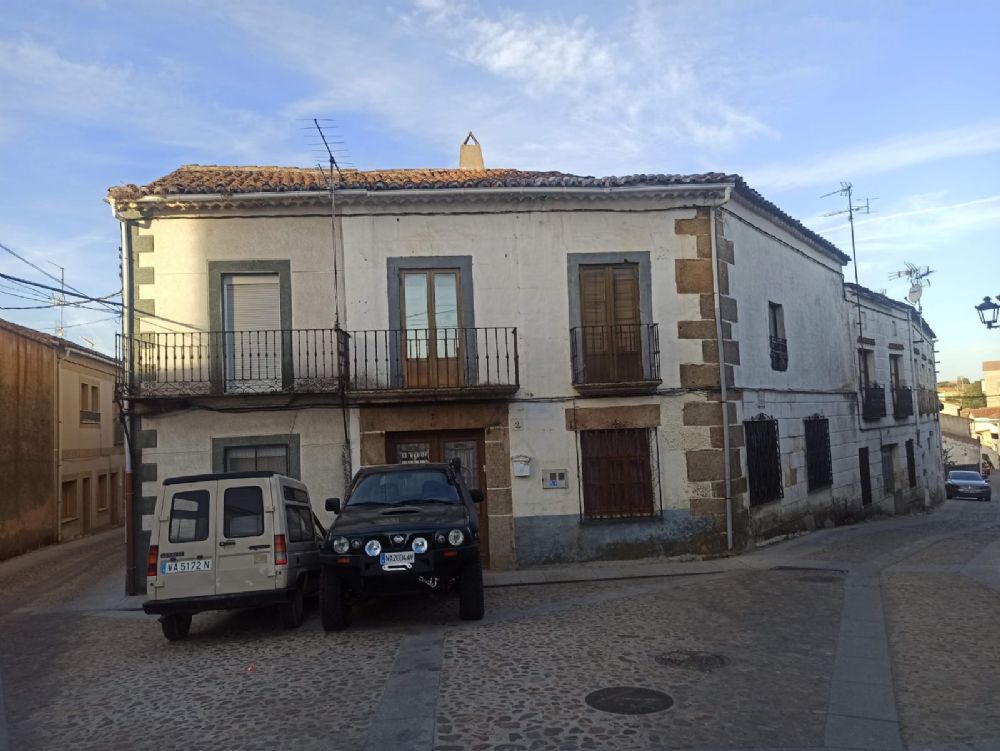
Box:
[579,428,655,519]
[401,269,462,388]
[578,264,642,383]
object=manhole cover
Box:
[654,650,730,672]
[585,687,673,715]
[799,574,840,583]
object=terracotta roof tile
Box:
[0,317,117,364]
[107,165,848,263]
[967,406,1000,419]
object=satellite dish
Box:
[907,284,923,304]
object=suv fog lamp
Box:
[351,539,361,550]
[447,529,465,546]
[435,532,447,544]
[412,537,428,554]
[364,539,382,557]
[332,537,350,554]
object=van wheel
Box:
[458,558,485,621]
[320,567,351,631]
[280,585,305,629]
[161,613,192,641]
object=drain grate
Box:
[585,687,673,715]
[654,650,730,672]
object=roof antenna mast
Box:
[822,182,877,347]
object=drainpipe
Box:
[53,346,63,543]
[123,217,141,595]
[709,202,734,551]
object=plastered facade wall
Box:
[0,328,56,560]
[137,407,346,527]
[57,354,124,541]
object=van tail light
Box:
[275,535,288,566]
[147,545,159,578]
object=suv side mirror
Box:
[469,489,484,504]
[325,497,342,514]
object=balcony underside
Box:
[573,379,661,397]
[346,383,519,404]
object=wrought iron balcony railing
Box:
[570,323,660,390]
[117,330,343,398]
[892,386,914,419]
[769,336,788,371]
[861,384,887,421]
[341,327,518,395]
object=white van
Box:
[143,471,323,641]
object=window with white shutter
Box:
[223,274,282,391]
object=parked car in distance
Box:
[945,470,992,501]
[144,471,324,641]
[318,460,485,631]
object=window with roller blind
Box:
[223,274,283,390]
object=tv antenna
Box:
[48,261,65,337]
[889,262,934,312]
[822,182,877,347]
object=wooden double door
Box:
[386,430,489,564]
[579,263,643,383]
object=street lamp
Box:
[976,295,1000,329]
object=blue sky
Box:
[1,0,998,380]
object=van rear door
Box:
[155,480,217,601]
[215,478,276,595]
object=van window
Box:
[223,486,264,538]
[285,505,314,543]
[169,490,210,543]
[282,486,309,504]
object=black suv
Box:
[318,460,485,630]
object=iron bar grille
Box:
[892,386,914,419]
[79,410,101,424]
[341,327,518,392]
[861,385,887,421]
[917,388,939,415]
[769,336,788,371]
[117,330,343,398]
[579,428,658,520]
[570,323,660,386]
[745,414,783,506]
[804,415,832,491]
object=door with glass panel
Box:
[401,270,462,388]
[223,274,282,393]
[386,431,489,565]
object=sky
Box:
[1,0,998,380]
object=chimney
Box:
[459,131,484,171]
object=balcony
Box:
[892,386,914,419]
[570,323,661,394]
[769,336,788,371]
[861,384,887,421]
[341,327,518,401]
[117,329,343,399]
[918,387,940,416]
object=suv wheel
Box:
[161,613,192,641]
[320,567,351,631]
[280,584,305,629]
[458,558,485,621]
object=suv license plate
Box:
[380,551,415,567]
[162,560,213,574]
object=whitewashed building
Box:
[109,141,944,590]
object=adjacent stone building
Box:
[0,319,125,561]
[108,140,945,589]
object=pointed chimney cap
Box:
[459,131,484,171]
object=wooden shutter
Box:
[580,267,610,327]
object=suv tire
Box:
[281,584,305,629]
[320,567,351,631]
[161,613,192,641]
[458,558,485,621]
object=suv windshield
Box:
[348,468,461,506]
[949,471,983,482]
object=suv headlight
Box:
[412,537,428,554]
[332,536,350,554]
[364,539,382,557]
[447,529,465,546]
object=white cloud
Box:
[0,38,290,161]
[748,121,1000,190]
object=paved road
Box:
[1,491,998,751]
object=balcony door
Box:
[401,270,462,388]
[580,264,642,383]
[223,274,282,393]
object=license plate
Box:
[161,559,212,574]
[380,551,415,567]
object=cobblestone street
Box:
[2,492,999,751]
